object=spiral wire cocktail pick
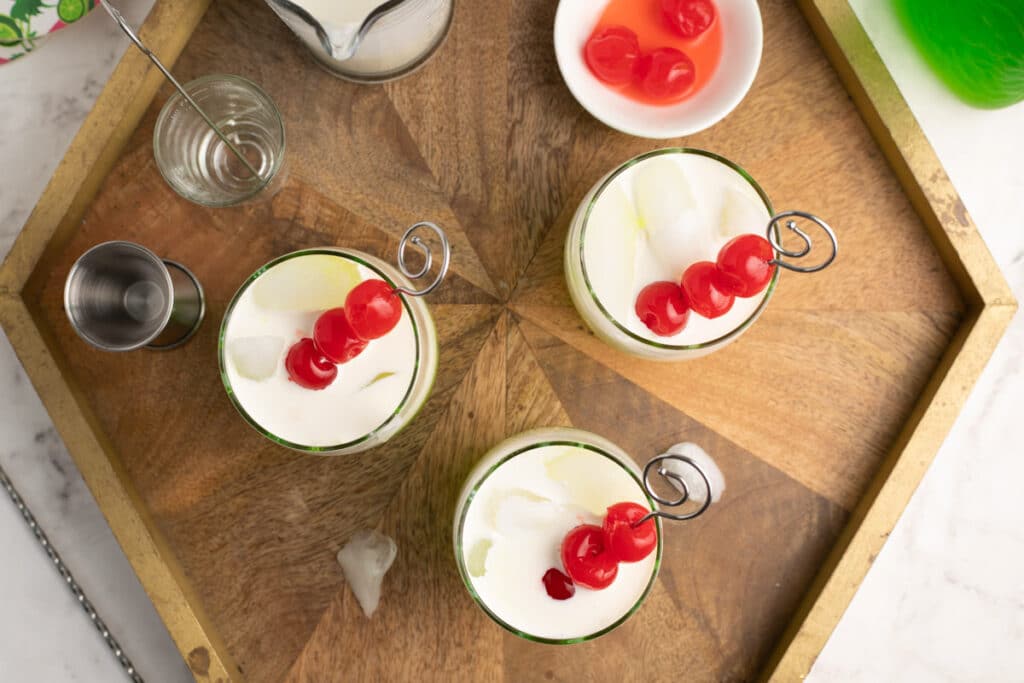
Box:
[637,454,714,524]
[100,1,264,183]
[393,222,451,297]
[766,211,838,272]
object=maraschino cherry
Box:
[635,281,690,336]
[681,260,734,318]
[547,503,657,598]
[285,338,337,390]
[313,307,368,364]
[715,234,775,297]
[603,502,657,562]
[561,524,619,590]
[661,0,716,39]
[345,279,403,340]
[584,25,641,85]
[637,47,696,102]
[286,278,406,391]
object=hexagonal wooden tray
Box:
[0,0,1014,680]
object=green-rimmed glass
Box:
[218,248,438,455]
[564,148,780,360]
[453,428,663,644]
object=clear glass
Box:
[153,74,286,207]
[564,148,780,361]
[452,427,663,644]
[218,248,438,455]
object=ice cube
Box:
[488,489,561,537]
[660,442,725,505]
[632,156,697,233]
[633,158,713,276]
[718,186,768,242]
[337,529,397,618]
[252,254,360,312]
[545,449,622,517]
[228,335,284,381]
[466,538,492,578]
[584,183,641,319]
[647,211,712,280]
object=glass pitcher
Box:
[264,0,454,82]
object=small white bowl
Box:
[554,0,763,139]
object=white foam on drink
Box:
[223,254,418,448]
[583,153,772,346]
[460,445,657,640]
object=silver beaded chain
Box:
[0,463,144,682]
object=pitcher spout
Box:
[265,0,406,62]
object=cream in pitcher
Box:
[264,0,454,81]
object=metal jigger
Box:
[64,241,205,351]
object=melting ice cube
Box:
[718,186,768,242]
[337,529,397,618]
[661,442,725,506]
[489,489,562,537]
[252,254,360,312]
[466,539,492,578]
[544,449,623,517]
[228,336,284,381]
[633,156,696,232]
[632,157,710,275]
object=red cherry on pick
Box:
[603,502,658,563]
[285,338,337,390]
[681,261,734,319]
[313,307,368,364]
[542,568,576,601]
[584,25,642,86]
[561,524,619,590]
[715,234,776,298]
[635,281,691,337]
[345,279,403,340]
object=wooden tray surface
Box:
[4,0,1007,680]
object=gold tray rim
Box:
[0,0,1015,680]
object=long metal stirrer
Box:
[0,463,144,682]
[101,1,264,182]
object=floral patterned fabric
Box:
[0,0,97,64]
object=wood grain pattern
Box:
[1,0,1008,681]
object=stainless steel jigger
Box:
[64,241,205,351]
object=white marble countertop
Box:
[0,1,1021,680]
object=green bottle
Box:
[893,0,1024,109]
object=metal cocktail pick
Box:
[393,221,451,297]
[100,1,265,183]
[638,453,714,524]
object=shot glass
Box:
[153,74,286,207]
[64,241,205,351]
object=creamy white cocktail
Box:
[565,148,778,360]
[454,428,661,642]
[220,248,438,454]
